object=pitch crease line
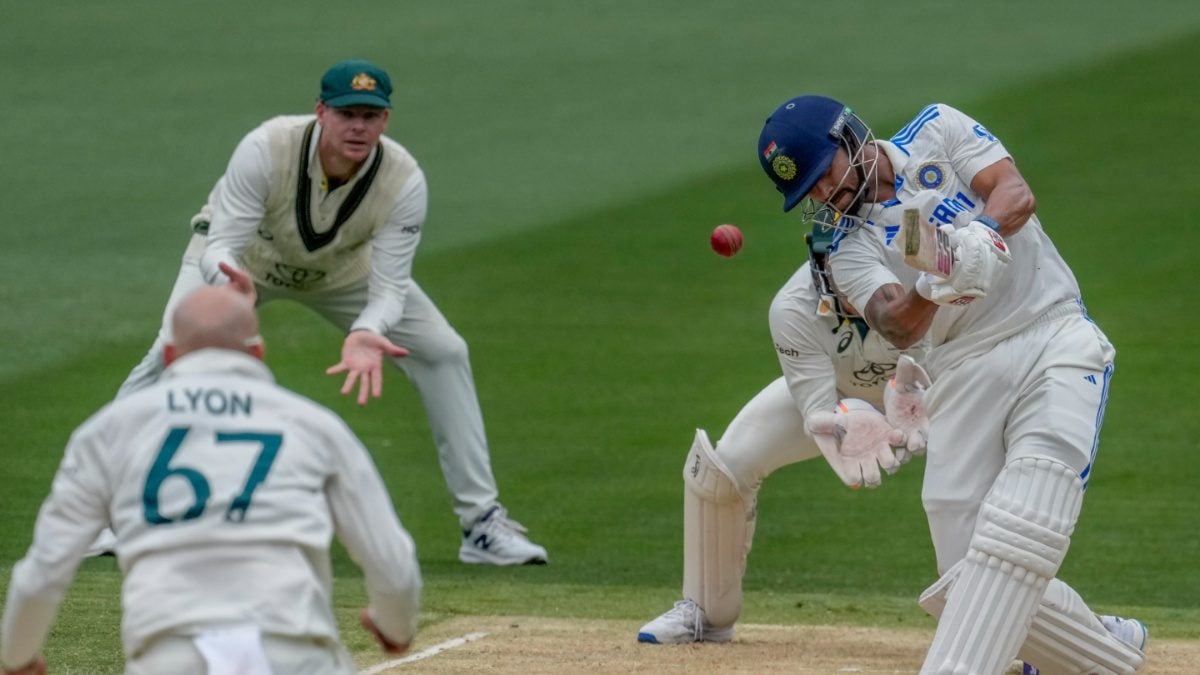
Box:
[359,631,489,673]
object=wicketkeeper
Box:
[638,223,931,644]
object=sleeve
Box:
[936,104,1012,185]
[199,125,273,284]
[828,226,902,320]
[323,414,422,645]
[767,268,839,424]
[351,167,427,334]
[1,417,112,669]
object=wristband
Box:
[914,273,934,300]
[973,214,1001,232]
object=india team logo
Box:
[917,162,944,189]
[772,155,797,180]
[762,140,798,180]
[351,73,377,91]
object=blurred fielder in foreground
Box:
[106,57,546,566]
[2,283,420,674]
[638,223,932,643]
[758,94,1146,674]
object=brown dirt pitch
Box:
[359,615,1199,674]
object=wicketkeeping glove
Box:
[915,221,1012,305]
[806,399,906,490]
[884,355,932,464]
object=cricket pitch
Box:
[358,615,1198,674]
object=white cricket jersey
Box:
[830,103,1084,374]
[1,349,421,665]
[768,261,919,418]
[198,115,428,335]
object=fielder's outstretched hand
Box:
[218,261,258,304]
[360,608,410,655]
[884,355,932,463]
[326,330,409,406]
[807,399,905,489]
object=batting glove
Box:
[915,221,1012,305]
[807,399,906,489]
[884,355,932,463]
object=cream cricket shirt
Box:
[768,259,917,420]
[198,115,426,335]
[1,349,421,666]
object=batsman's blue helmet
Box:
[757,95,868,213]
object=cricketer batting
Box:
[757,95,1147,674]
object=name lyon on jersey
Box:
[166,387,253,416]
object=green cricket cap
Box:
[319,59,392,109]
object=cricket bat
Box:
[900,208,954,279]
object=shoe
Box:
[1099,614,1149,651]
[637,599,734,644]
[458,505,548,566]
[84,528,118,558]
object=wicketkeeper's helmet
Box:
[757,95,874,229]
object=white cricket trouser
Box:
[715,377,822,498]
[120,233,500,527]
[125,630,354,674]
[921,302,1115,573]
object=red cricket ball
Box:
[710,224,743,257]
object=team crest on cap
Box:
[768,153,796,180]
[917,162,945,189]
[351,73,377,91]
[763,140,798,181]
[772,155,797,180]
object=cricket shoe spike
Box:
[1099,615,1149,652]
[458,505,548,566]
[637,599,734,644]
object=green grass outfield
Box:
[2,3,1200,671]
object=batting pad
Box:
[922,457,1084,675]
[1020,580,1144,675]
[921,567,1145,674]
[682,429,754,628]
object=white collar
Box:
[161,348,275,384]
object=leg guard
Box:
[1021,580,1145,675]
[921,569,1145,675]
[681,429,755,628]
[922,457,1084,675]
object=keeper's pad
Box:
[921,567,1145,675]
[922,457,1084,675]
[682,429,754,628]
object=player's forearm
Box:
[976,165,1036,238]
[863,283,936,350]
[352,275,409,334]
[330,444,423,643]
[198,130,272,284]
[1,563,64,669]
